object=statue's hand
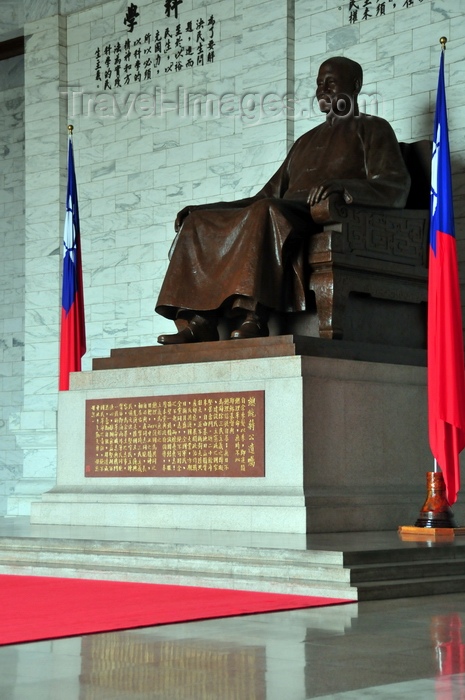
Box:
[307,182,345,207]
[175,205,197,232]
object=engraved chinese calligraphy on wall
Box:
[124,3,140,32]
[85,391,265,477]
[95,15,216,89]
[347,0,425,23]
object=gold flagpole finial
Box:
[440,36,447,51]
[67,124,74,135]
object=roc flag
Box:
[428,49,465,505]
[59,133,86,391]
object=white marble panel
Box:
[22,447,57,478]
[66,57,92,82]
[135,190,160,211]
[24,0,58,23]
[77,143,105,167]
[392,116,413,142]
[242,9,287,40]
[115,299,141,319]
[449,105,465,133]
[90,197,115,219]
[114,154,141,176]
[139,224,164,245]
[125,242,154,265]
[22,287,58,316]
[0,187,14,206]
[412,17,450,50]
[296,0,326,14]
[125,218,153,243]
[152,164,181,188]
[412,67,439,97]
[21,314,58,340]
[378,32,414,60]
[90,264,116,286]
[102,318,128,337]
[126,314,156,336]
[310,7,344,34]
[394,91,432,121]
[90,125,117,148]
[177,122,208,146]
[115,118,144,142]
[102,174,127,196]
[128,279,155,306]
[22,338,58,362]
[22,14,56,35]
[24,183,60,208]
[87,301,116,322]
[326,25,360,52]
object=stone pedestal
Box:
[30,337,445,534]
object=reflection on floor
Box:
[2,596,465,699]
[1,519,465,699]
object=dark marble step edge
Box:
[343,545,465,566]
[357,575,465,601]
[349,560,465,583]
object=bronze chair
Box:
[306,140,431,342]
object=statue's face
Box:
[316,61,358,116]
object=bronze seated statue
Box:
[155,57,429,347]
[305,139,430,343]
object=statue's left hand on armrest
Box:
[307,180,345,207]
[308,183,347,224]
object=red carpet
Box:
[1,574,355,646]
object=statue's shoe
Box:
[230,318,269,340]
[158,317,219,345]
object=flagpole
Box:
[432,37,446,479]
[59,123,86,391]
[399,35,465,537]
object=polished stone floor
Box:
[1,519,465,699]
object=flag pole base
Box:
[398,471,465,539]
[412,471,457,528]
[398,525,465,541]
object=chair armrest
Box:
[310,194,349,224]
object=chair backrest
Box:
[399,140,432,210]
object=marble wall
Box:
[61,0,295,363]
[1,0,465,514]
[0,55,25,513]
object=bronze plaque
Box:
[85,390,264,477]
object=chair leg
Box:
[309,269,345,340]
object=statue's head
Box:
[316,57,363,117]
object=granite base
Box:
[31,348,451,534]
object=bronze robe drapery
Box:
[156,114,411,320]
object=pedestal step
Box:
[356,575,465,601]
[1,534,465,601]
[0,537,354,599]
[92,334,426,370]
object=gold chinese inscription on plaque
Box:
[85,391,264,478]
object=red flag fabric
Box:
[59,135,86,391]
[428,50,465,504]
